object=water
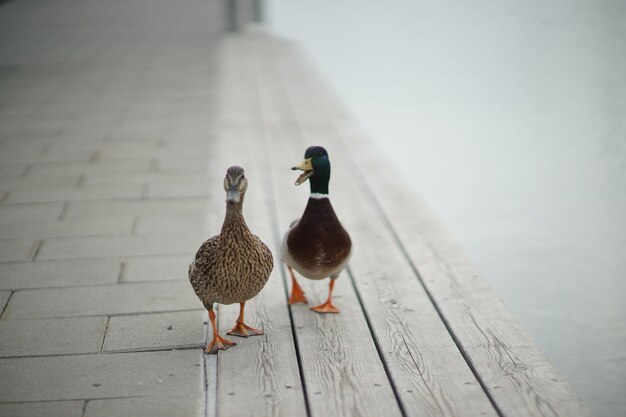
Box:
[266,1,626,416]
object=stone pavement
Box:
[0,0,226,415]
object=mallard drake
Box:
[280,146,352,314]
[189,166,273,354]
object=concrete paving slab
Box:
[0,258,121,290]
[134,214,207,236]
[155,158,210,172]
[0,400,84,417]
[3,281,200,319]
[0,140,47,152]
[103,310,206,352]
[63,198,210,218]
[0,148,94,165]
[0,202,64,221]
[0,173,81,191]
[0,316,107,357]
[0,239,39,262]
[82,171,200,186]
[145,182,211,198]
[95,144,206,161]
[0,291,10,313]
[37,233,204,260]
[85,397,201,417]
[0,350,204,402]
[4,183,143,204]
[121,254,191,282]
[26,159,152,177]
[0,215,133,239]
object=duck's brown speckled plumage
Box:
[189,207,273,308]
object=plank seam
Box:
[346,267,409,417]
[260,125,313,417]
[251,36,312,417]
[339,146,506,417]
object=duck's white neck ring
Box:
[310,192,328,199]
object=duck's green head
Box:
[223,165,247,204]
[291,146,330,195]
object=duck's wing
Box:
[252,234,274,276]
[188,234,219,294]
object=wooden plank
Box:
[263,36,499,417]
[330,128,592,417]
[249,36,405,417]
[205,36,307,417]
[276,38,594,417]
[319,151,499,417]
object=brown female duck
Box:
[280,146,352,314]
[189,166,273,354]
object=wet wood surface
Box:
[208,31,593,417]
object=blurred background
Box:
[264,1,625,416]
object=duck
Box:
[280,146,352,314]
[189,166,274,354]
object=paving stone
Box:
[85,396,200,417]
[134,214,207,235]
[82,171,200,185]
[0,291,10,313]
[103,310,206,352]
[97,144,205,160]
[14,124,64,138]
[63,198,210,218]
[37,233,204,260]
[0,202,64,220]
[0,350,204,402]
[0,400,84,417]
[0,239,39,262]
[3,281,200,319]
[0,148,94,165]
[0,215,133,239]
[0,164,28,179]
[26,159,152,177]
[0,140,47,153]
[121,254,191,282]
[145,182,211,198]
[5,183,143,204]
[0,258,121,290]
[0,124,18,138]
[0,149,44,166]
[0,316,107,357]
[0,173,81,191]
[155,158,209,172]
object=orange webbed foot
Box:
[287,267,308,304]
[288,284,308,305]
[227,322,264,338]
[311,300,340,314]
[206,334,236,354]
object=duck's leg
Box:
[311,277,340,314]
[227,302,264,337]
[288,266,307,304]
[206,307,236,354]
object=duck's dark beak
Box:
[292,157,314,186]
[226,187,240,203]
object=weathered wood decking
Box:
[205,31,591,417]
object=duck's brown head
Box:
[224,166,247,204]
